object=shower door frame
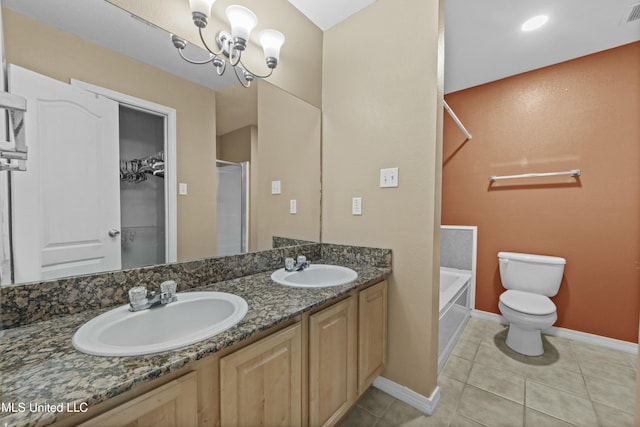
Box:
[70,79,177,264]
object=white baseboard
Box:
[471,309,638,355]
[372,376,440,415]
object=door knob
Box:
[108,229,121,237]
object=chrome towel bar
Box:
[489,169,581,182]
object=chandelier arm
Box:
[177,48,216,65]
[199,27,224,56]
[213,59,227,76]
[238,59,274,79]
[228,48,242,67]
[233,65,251,88]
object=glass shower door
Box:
[216,160,249,256]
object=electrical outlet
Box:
[271,180,281,195]
[380,167,399,188]
[178,183,188,195]
[352,197,362,215]
[290,199,297,214]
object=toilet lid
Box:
[499,290,556,315]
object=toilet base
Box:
[505,323,543,356]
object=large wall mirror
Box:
[0,0,321,285]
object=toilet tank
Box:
[498,252,566,296]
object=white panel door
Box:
[9,65,120,283]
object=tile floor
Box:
[339,317,637,427]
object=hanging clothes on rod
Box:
[443,100,472,140]
[120,151,164,182]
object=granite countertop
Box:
[0,264,389,427]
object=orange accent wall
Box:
[442,42,640,343]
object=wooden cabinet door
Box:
[309,296,357,427]
[79,371,197,427]
[358,280,388,394]
[220,323,302,427]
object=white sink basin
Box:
[271,264,358,288]
[72,292,248,356]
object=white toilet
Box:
[497,251,566,356]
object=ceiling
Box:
[287,0,375,30]
[443,0,640,93]
[292,0,640,93]
[3,0,639,94]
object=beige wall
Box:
[109,0,323,108]
[3,8,218,262]
[322,0,443,398]
[218,125,253,163]
[216,83,257,136]
[256,82,321,249]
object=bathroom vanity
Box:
[0,243,390,427]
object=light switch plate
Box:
[352,197,362,215]
[271,180,281,195]
[380,167,399,188]
[178,183,188,195]
[290,199,297,214]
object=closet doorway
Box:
[119,106,166,269]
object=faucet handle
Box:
[297,255,307,265]
[285,257,295,270]
[160,280,177,295]
[128,286,148,306]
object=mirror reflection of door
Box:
[9,65,176,283]
[9,64,121,283]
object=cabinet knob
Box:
[108,229,121,237]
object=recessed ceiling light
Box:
[521,15,548,32]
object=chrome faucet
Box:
[128,280,178,312]
[285,255,310,272]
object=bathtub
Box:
[438,267,472,372]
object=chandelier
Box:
[171,0,285,88]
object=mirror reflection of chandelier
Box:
[171,0,285,87]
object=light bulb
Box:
[226,5,257,50]
[521,15,548,32]
[189,0,216,27]
[259,30,285,69]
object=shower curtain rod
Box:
[443,100,472,140]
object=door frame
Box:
[71,79,177,264]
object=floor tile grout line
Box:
[578,363,638,390]
[524,376,591,402]
[524,378,594,427]
[354,402,384,423]
[522,368,527,427]
[572,340,638,371]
